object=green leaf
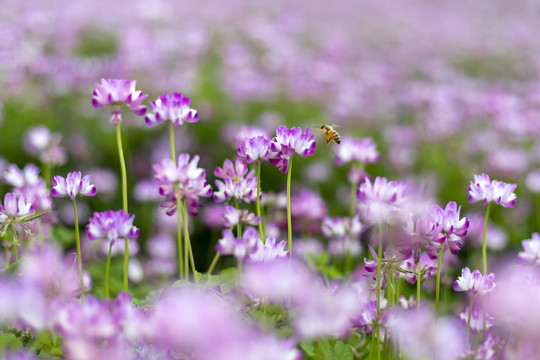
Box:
[50,348,64,356]
[218,267,238,294]
[317,339,336,360]
[300,341,316,357]
[334,341,354,360]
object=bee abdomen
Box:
[334,132,341,144]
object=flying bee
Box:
[317,124,341,145]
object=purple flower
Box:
[51,171,96,200]
[322,214,363,240]
[86,210,140,245]
[23,126,67,166]
[153,154,212,216]
[237,135,271,163]
[356,176,409,225]
[453,267,496,295]
[518,233,540,264]
[268,125,316,173]
[3,164,53,212]
[92,78,148,123]
[222,205,261,227]
[144,92,198,127]
[246,238,289,263]
[0,192,34,235]
[468,173,517,208]
[458,306,493,334]
[213,158,257,203]
[216,227,259,260]
[291,189,328,224]
[525,170,540,193]
[334,137,380,166]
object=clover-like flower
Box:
[144,92,198,127]
[51,172,97,200]
[237,135,271,163]
[23,126,67,166]
[92,78,148,123]
[0,193,34,236]
[246,238,289,263]
[213,158,257,203]
[222,205,261,227]
[216,227,259,260]
[334,137,380,166]
[268,125,316,173]
[86,210,140,245]
[153,154,212,216]
[468,173,516,208]
[518,232,540,264]
[357,176,409,225]
[453,267,496,296]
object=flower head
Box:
[4,163,53,212]
[357,176,409,225]
[213,158,257,204]
[92,78,148,123]
[246,238,289,263]
[453,267,496,295]
[153,154,212,216]
[334,137,379,166]
[216,227,259,260]
[237,135,271,163]
[468,173,517,208]
[222,205,261,227]
[145,92,198,127]
[86,210,140,245]
[0,192,34,236]
[23,126,67,166]
[268,125,316,173]
[51,172,97,200]
[518,233,540,264]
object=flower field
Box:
[1,0,540,359]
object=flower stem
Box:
[375,220,383,360]
[466,293,475,344]
[482,203,491,274]
[116,123,129,293]
[237,257,243,274]
[183,199,197,281]
[435,246,444,316]
[42,162,51,188]
[11,228,18,262]
[207,253,220,274]
[256,159,264,243]
[73,198,84,301]
[105,241,113,298]
[181,200,193,280]
[170,122,176,165]
[176,195,184,279]
[286,156,294,258]
[536,194,540,231]
[417,257,422,309]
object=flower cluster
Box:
[4,163,53,213]
[23,126,67,166]
[92,79,148,123]
[356,176,409,225]
[144,92,199,127]
[237,135,270,163]
[213,158,257,203]
[86,210,140,245]
[453,267,496,295]
[153,154,212,216]
[216,227,259,260]
[246,238,289,263]
[268,125,316,173]
[51,172,97,200]
[0,192,34,236]
[334,137,380,166]
[222,205,261,227]
[468,173,517,207]
[519,232,540,264]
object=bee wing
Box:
[330,123,341,129]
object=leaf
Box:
[334,341,354,360]
[300,342,316,357]
[317,339,336,360]
[50,348,64,356]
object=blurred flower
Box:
[391,307,465,360]
[246,238,289,263]
[518,232,540,264]
[224,124,270,148]
[0,192,35,236]
[3,163,53,214]
[153,153,212,216]
[525,170,540,193]
[133,179,161,202]
[216,227,259,260]
[334,137,379,166]
[424,201,469,257]
[87,168,117,199]
[357,176,409,225]
[92,78,148,124]
[322,214,363,242]
[86,210,140,246]
[23,126,67,166]
[144,92,198,127]
[468,173,517,208]
[146,233,176,276]
[464,213,507,250]
[268,125,316,173]
[51,171,96,200]
[453,267,495,295]
[213,158,257,203]
[222,205,261,227]
[201,204,227,229]
[458,306,493,334]
[291,189,327,225]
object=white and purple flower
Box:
[213,158,257,204]
[216,227,259,260]
[268,125,316,173]
[92,78,148,123]
[144,92,198,127]
[51,172,97,200]
[86,210,140,245]
[334,137,380,166]
[468,173,517,208]
[453,267,496,295]
[518,232,540,264]
[237,135,271,163]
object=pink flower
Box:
[518,233,540,264]
[92,79,148,124]
[268,125,316,173]
[334,137,380,166]
[468,173,516,208]
[86,210,140,245]
[213,159,257,203]
[453,267,496,295]
[357,176,409,225]
[144,92,198,127]
[216,227,259,260]
[237,135,270,163]
[51,171,96,200]
[246,238,289,263]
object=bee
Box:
[317,124,341,145]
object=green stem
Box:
[237,257,243,274]
[116,123,129,293]
[73,198,84,301]
[350,181,358,219]
[466,293,475,344]
[176,196,184,279]
[482,203,491,274]
[435,246,444,316]
[42,162,51,188]
[170,122,176,165]
[184,199,197,281]
[286,156,294,258]
[375,220,383,360]
[181,201,192,280]
[105,241,113,298]
[256,159,264,243]
[207,253,220,274]
[537,194,540,232]
[417,257,422,309]
[11,228,18,262]
[123,237,129,292]
[395,277,401,306]
[4,246,8,268]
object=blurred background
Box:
[1,0,540,295]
